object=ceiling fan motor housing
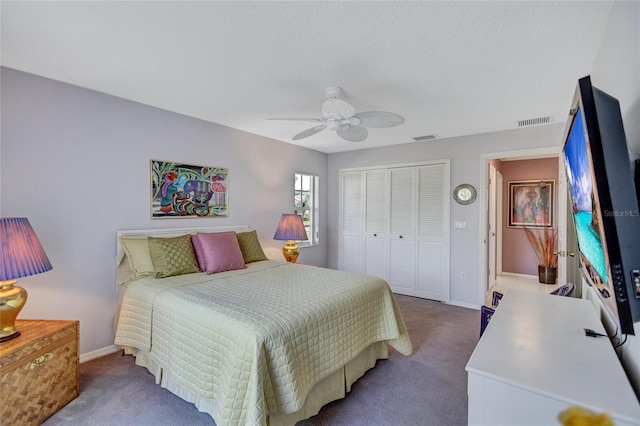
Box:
[325,86,344,99]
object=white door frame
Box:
[496,170,504,277]
[478,147,567,306]
[487,163,497,290]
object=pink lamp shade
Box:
[273,214,307,263]
[1,218,53,280]
[1,217,52,342]
[273,214,308,241]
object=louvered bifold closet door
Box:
[340,171,364,273]
[364,170,388,281]
[416,163,450,301]
[387,167,416,295]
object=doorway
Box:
[487,163,502,291]
[479,147,569,306]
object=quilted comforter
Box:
[114,260,412,426]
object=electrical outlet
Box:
[460,272,467,280]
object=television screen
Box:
[562,76,640,335]
[635,159,640,206]
[564,109,611,301]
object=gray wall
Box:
[327,124,565,307]
[1,0,637,363]
[592,0,640,160]
[326,0,640,313]
[0,68,328,356]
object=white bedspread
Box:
[114,260,412,426]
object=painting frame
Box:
[150,160,228,219]
[508,180,554,228]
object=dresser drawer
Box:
[0,320,79,425]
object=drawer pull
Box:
[30,353,53,369]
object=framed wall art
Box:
[151,160,228,218]
[508,180,554,227]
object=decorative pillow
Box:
[119,236,155,279]
[190,233,209,272]
[148,234,200,278]
[236,230,268,263]
[191,232,246,274]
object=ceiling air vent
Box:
[413,134,439,142]
[518,116,553,127]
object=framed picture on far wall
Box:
[151,160,228,219]
[508,180,554,227]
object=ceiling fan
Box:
[269,87,405,142]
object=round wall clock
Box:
[453,184,477,205]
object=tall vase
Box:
[538,265,557,284]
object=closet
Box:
[339,160,450,301]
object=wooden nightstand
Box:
[0,320,79,425]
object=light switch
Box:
[454,221,467,229]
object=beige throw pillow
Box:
[119,236,155,279]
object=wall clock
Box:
[453,184,477,205]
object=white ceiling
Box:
[1,1,613,154]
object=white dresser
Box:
[466,289,640,426]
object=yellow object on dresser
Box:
[0,320,79,425]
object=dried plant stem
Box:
[522,224,558,268]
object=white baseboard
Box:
[80,344,120,363]
[499,272,538,280]
[448,300,480,310]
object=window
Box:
[294,172,319,246]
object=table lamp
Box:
[0,218,53,342]
[273,214,308,263]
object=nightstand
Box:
[0,320,79,425]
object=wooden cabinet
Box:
[0,320,79,425]
[339,161,450,301]
[466,290,640,426]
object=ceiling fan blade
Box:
[322,99,355,118]
[352,111,405,128]
[267,117,323,122]
[292,124,326,140]
[337,125,368,142]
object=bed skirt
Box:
[121,341,388,425]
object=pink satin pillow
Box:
[191,232,247,274]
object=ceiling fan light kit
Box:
[269,87,405,142]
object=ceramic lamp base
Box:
[0,279,27,342]
[282,240,300,263]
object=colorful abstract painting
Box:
[508,180,554,227]
[151,160,228,218]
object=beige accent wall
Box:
[501,157,558,276]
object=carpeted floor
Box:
[44,295,479,426]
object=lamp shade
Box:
[273,214,308,241]
[1,218,53,280]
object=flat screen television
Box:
[562,76,640,336]
[635,159,640,206]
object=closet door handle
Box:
[373,234,377,237]
[399,235,403,239]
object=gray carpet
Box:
[44,295,479,426]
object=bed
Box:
[114,225,412,426]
